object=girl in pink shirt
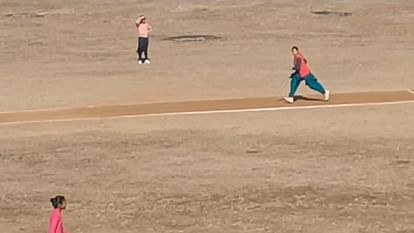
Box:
[48,195,68,233]
[135,15,152,64]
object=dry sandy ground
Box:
[0,105,414,233]
[0,0,413,111]
[1,0,414,233]
[0,90,413,124]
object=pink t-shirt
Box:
[136,17,152,38]
[48,209,65,233]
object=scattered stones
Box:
[35,12,46,17]
[28,41,47,47]
[395,160,410,164]
[4,12,29,17]
[4,11,47,18]
[311,10,352,17]
[164,35,221,43]
[246,148,260,154]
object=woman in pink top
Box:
[135,15,152,64]
[48,195,68,233]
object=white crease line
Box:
[0,100,414,126]
[407,89,414,95]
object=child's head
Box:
[50,195,66,209]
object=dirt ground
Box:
[0,90,413,125]
[0,0,414,233]
[1,0,414,111]
[1,105,414,233]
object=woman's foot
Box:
[324,90,330,101]
[284,97,294,103]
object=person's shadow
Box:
[279,95,325,102]
[294,95,325,102]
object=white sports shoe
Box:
[144,59,151,64]
[284,97,294,103]
[324,90,330,101]
[138,60,143,64]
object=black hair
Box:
[50,195,65,208]
[291,46,299,51]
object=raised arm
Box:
[135,16,145,26]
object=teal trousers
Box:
[288,73,326,97]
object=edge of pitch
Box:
[1,99,414,126]
[0,89,411,114]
